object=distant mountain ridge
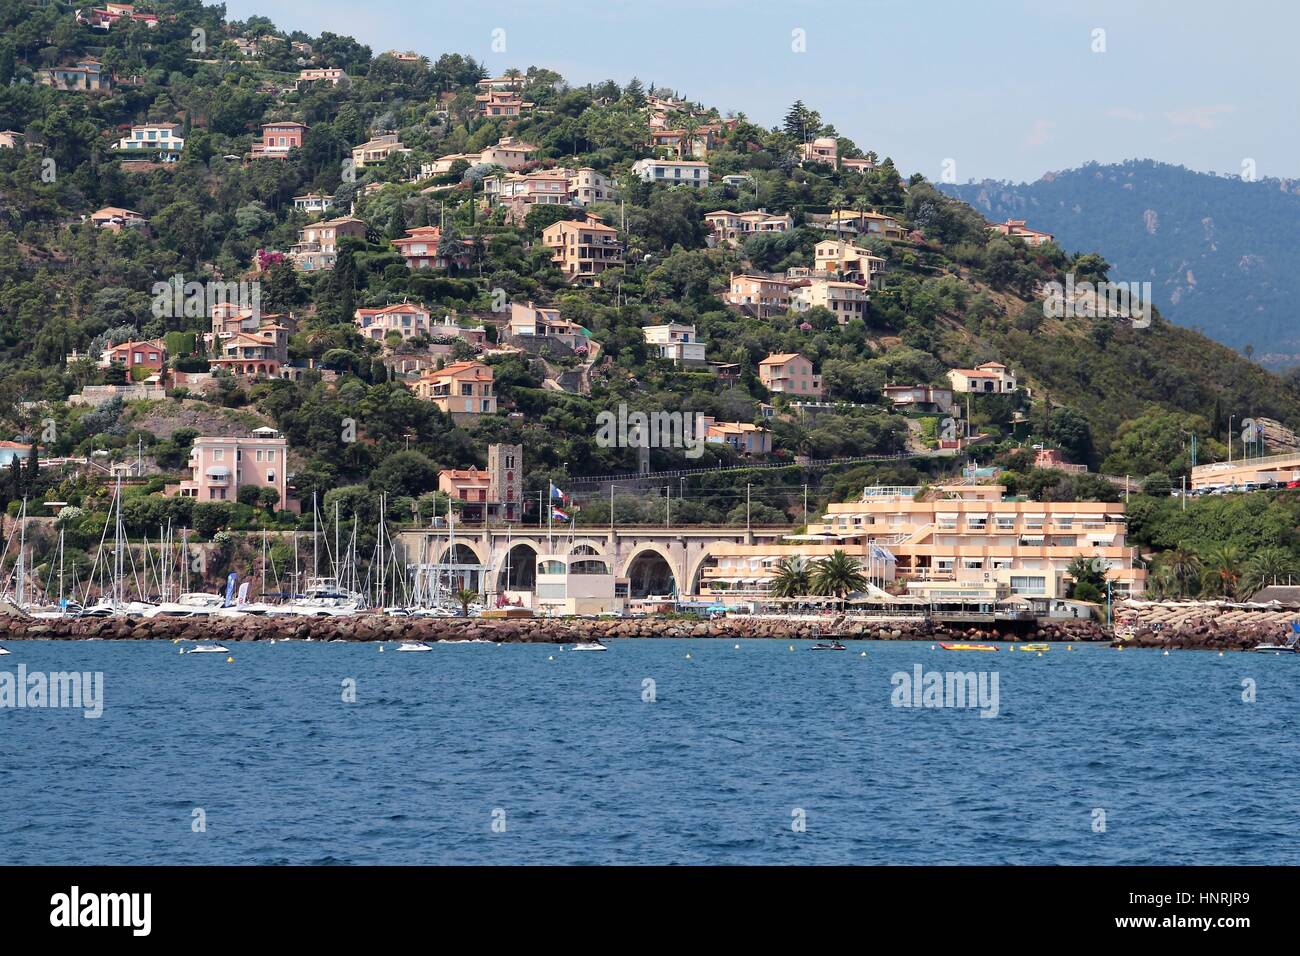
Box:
[940,160,1300,368]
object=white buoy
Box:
[685,653,692,660]
[379,645,384,652]
[548,655,554,661]
[734,644,740,650]
[860,651,866,657]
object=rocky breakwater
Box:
[2,613,1110,644]
[1116,620,1292,652]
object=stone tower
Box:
[487,443,523,521]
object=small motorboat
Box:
[1018,643,1051,652]
[0,645,10,656]
[939,642,999,652]
[187,643,229,654]
[811,642,847,651]
[569,640,608,652]
[396,641,433,652]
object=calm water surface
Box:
[1,638,1296,864]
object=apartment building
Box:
[409,361,496,418]
[790,278,869,324]
[989,218,1055,247]
[948,362,1017,394]
[643,323,707,366]
[758,352,823,399]
[814,239,886,284]
[697,484,1145,602]
[355,304,433,342]
[725,272,792,318]
[630,158,710,187]
[172,427,293,510]
[542,214,623,285]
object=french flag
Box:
[550,483,568,502]
[552,507,571,522]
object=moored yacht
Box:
[186,643,230,654]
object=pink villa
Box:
[253,121,308,159]
[758,352,823,399]
[476,90,533,117]
[78,4,160,30]
[392,226,470,271]
[355,303,432,342]
[171,427,296,511]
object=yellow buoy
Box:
[1037,652,1043,657]
[1067,645,1073,651]
[226,656,234,663]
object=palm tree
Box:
[1145,564,1177,600]
[1241,546,1295,598]
[456,588,479,616]
[1166,545,1203,598]
[1199,543,1243,599]
[810,550,867,610]
[769,557,810,599]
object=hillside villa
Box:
[290,215,367,271]
[802,136,838,166]
[168,427,296,512]
[408,361,496,418]
[948,362,1017,394]
[252,121,308,159]
[989,219,1055,246]
[631,158,710,187]
[883,384,954,415]
[704,209,792,245]
[507,302,591,349]
[355,303,433,342]
[726,272,793,318]
[644,323,707,366]
[790,278,869,324]
[814,239,886,284]
[90,206,148,232]
[759,352,823,399]
[542,214,623,285]
[115,123,184,161]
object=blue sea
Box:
[1,638,1296,865]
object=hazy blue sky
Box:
[225,0,1296,183]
